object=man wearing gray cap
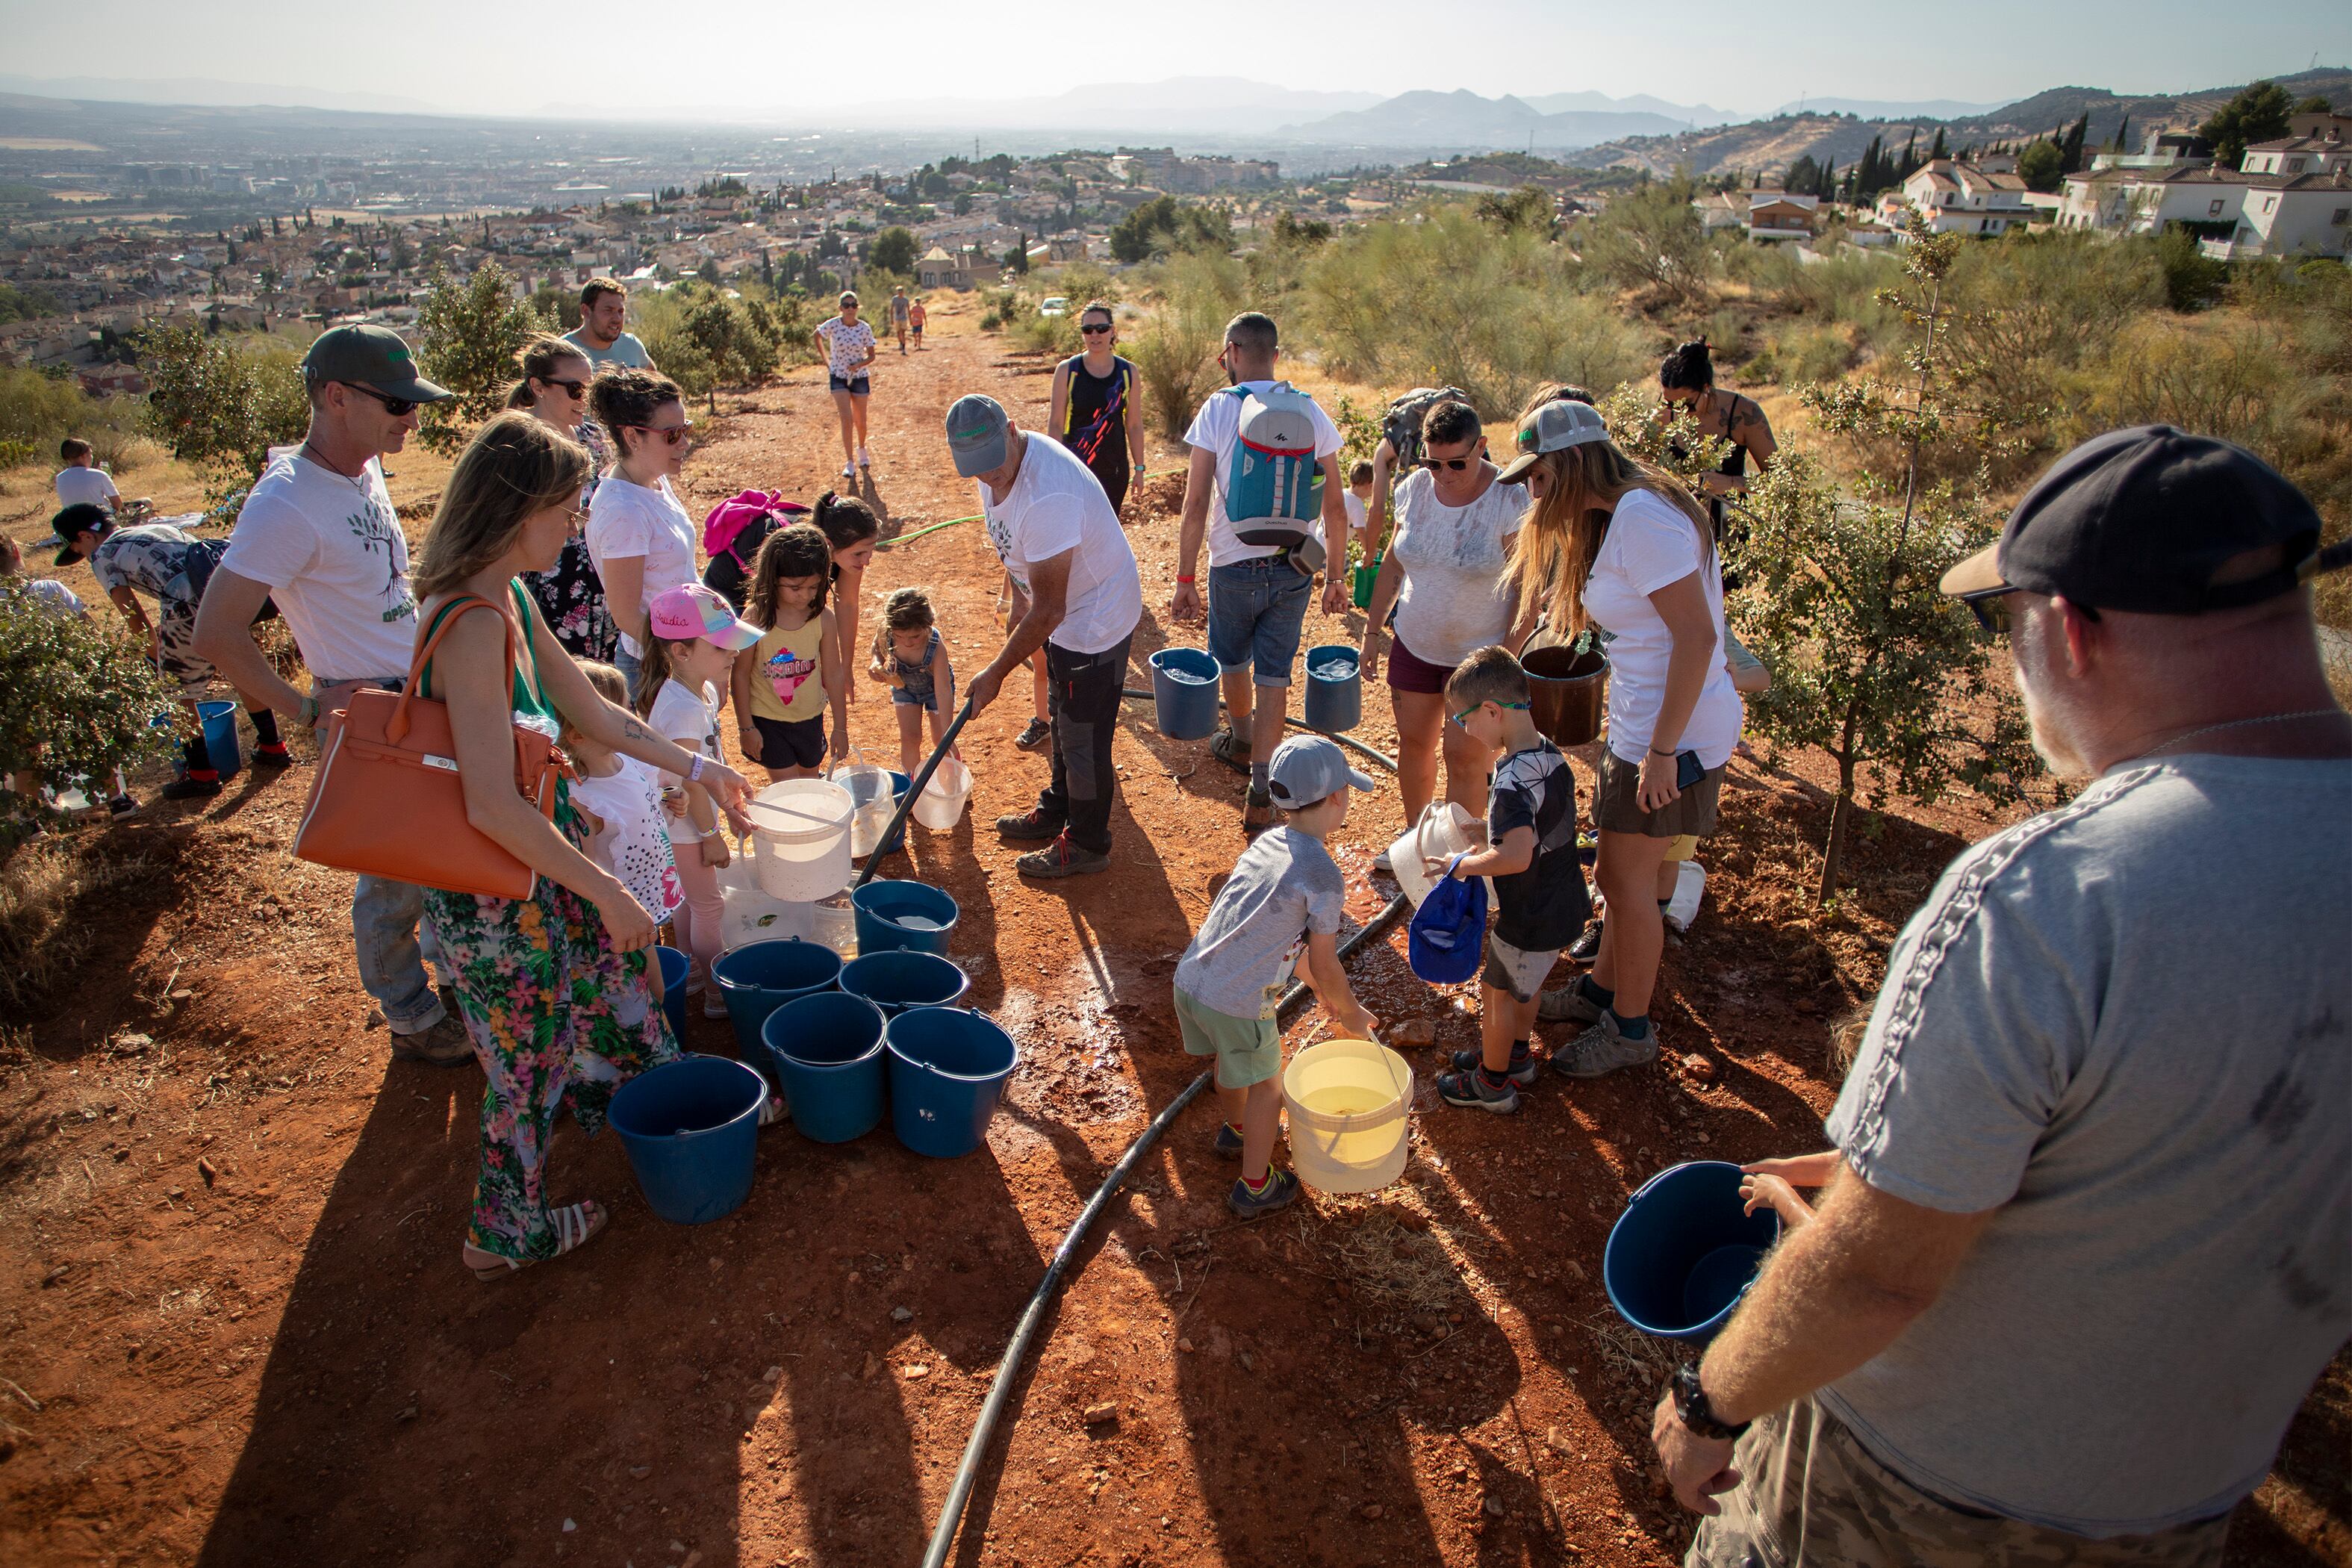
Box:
[948,393,1143,877]
[193,323,473,1065]
[1653,427,2348,1566]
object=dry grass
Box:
[0,837,158,1011]
[1290,1203,1466,1319]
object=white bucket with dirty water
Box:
[744,779,854,901]
[1282,1036,1414,1195]
[1387,803,1493,910]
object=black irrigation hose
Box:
[918,706,1412,1568]
[1116,686,1401,774]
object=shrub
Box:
[0,368,146,479]
[1751,323,1855,386]
[1572,175,1712,309]
[867,226,920,277]
[1127,252,1244,439]
[414,259,555,453]
[0,588,181,836]
[134,325,309,501]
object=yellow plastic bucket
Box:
[1281,1037,1413,1195]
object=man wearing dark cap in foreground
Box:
[1651,426,2351,1566]
[193,323,475,1066]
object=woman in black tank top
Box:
[1048,303,1143,512]
[1658,338,1778,580]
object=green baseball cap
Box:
[301,323,451,402]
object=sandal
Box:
[759,1092,786,1130]
[1210,727,1251,775]
[463,1199,606,1281]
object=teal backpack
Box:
[1222,382,1326,575]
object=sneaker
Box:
[1228,1168,1299,1220]
[1568,921,1604,965]
[1437,1066,1522,1113]
[1212,1121,1245,1160]
[1371,846,1394,873]
[1449,1047,1539,1088]
[161,776,222,801]
[857,446,871,468]
[1577,829,1599,868]
[1014,716,1053,752]
[1209,727,1251,775]
[702,989,729,1020]
[1243,785,1274,836]
[995,806,1065,841]
[1537,975,1607,1026]
[1551,1011,1659,1080]
[107,794,140,821]
[841,462,855,479]
[391,1013,475,1068]
[252,744,295,769]
[1017,833,1110,879]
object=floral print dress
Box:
[417,586,676,1263]
[523,419,622,663]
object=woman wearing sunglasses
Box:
[816,290,879,479]
[1358,398,1536,863]
[511,335,619,662]
[1047,302,1148,514]
[585,368,697,703]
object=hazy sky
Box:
[1,0,2344,118]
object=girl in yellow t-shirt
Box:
[732,523,847,781]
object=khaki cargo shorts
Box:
[1687,1396,2229,1568]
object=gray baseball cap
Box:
[1266,735,1378,809]
[1497,397,1610,484]
[945,393,1010,476]
[301,323,451,402]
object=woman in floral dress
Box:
[408,411,756,1278]
[511,334,621,661]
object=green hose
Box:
[877,513,981,549]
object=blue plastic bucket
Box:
[840,949,969,1018]
[196,700,243,780]
[656,946,689,1043]
[885,1007,1018,1158]
[1148,647,1221,740]
[1303,645,1362,735]
[608,1054,766,1224]
[851,880,959,956]
[1603,1161,1781,1341]
[713,939,841,1079]
[762,991,888,1143]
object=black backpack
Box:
[1381,385,1474,471]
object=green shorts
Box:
[1175,987,1282,1090]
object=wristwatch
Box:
[1670,1362,1749,1440]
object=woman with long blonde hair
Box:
[1496,396,1745,1079]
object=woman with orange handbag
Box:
[408,412,758,1280]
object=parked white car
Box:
[1038,296,1068,317]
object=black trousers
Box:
[1038,633,1132,855]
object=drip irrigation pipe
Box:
[1116,687,1400,774]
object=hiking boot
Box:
[1437,1065,1522,1114]
[107,794,140,821]
[391,1012,476,1068]
[1014,716,1052,752]
[1017,833,1110,878]
[1568,921,1605,965]
[995,806,1065,841]
[1212,1121,1245,1160]
[1209,726,1250,775]
[161,775,221,801]
[1450,1047,1540,1088]
[1551,1012,1658,1080]
[1243,785,1275,836]
[1228,1168,1299,1219]
[1538,974,1608,1026]
[252,743,295,769]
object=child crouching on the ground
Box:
[868,586,962,777]
[1432,647,1590,1114]
[733,523,847,783]
[1173,735,1381,1219]
[640,585,764,1017]
[564,661,683,1006]
[1736,1014,1867,1228]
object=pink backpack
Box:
[701,491,809,571]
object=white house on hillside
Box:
[1897,159,2034,236]
[2058,118,2352,260]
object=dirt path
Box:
[2,303,2344,1568]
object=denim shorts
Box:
[830,373,871,395]
[1207,557,1312,687]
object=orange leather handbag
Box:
[293,594,563,900]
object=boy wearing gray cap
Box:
[1173,735,1381,1217]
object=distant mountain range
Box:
[744,78,1385,137]
[1770,96,2008,120]
[1276,90,1698,150]
[0,74,439,116]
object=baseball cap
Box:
[300,323,451,403]
[648,584,762,651]
[1497,398,1611,484]
[50,502,115,567]
[945,393,1010,476]
[1407,868,1487,986]
[1941,425,2326,616]
[1265,734,1378,809]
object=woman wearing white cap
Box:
[1498,396,1743,1080]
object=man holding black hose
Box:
[948,393,1142,880]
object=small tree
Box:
[1575,174,1710,309]
[2017,139,2064,193]
[2200,81,2296,171]
[868,225,919,276]
[413,259,552,453]
[0,591,181,831]
[134,324,308,502]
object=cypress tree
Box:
[1929,125,1949,161]
[2112,113,2131,152]
[2060,112,2088,173]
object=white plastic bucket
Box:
[1387,803,1490,910]
[744,779,854,901]
[912,757,973,831]
[718,858,816,951]
[1282,1036,1414,1195]
[829,753,906,860]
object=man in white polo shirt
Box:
[193,323,472,1067]
[951,393,1142,879]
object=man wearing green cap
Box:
[193,323,474,1066]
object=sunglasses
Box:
[1450,699,1528,727]
[1080,321,1113,335]
[543,377,590,399]
[341,382,418,417]
[626,422,694,447]
[1959,585,2101,636]
[1418,452,1481,472]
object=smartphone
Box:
[1676,749,1704,791]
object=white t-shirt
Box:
[222,450,416,681]
[586,474,699,659]
[6,576,84,617]
[980,432,1142,656]
[1579,488,1743,769]
[647,676,721,844]
[1388,467,1523,668]
[55,466,119,510]
[1343,490,1369,536]
[1182,381,1342,567]
[572,754,684,920]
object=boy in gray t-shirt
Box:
[1174,735,1380,1218]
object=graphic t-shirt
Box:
[1389,467,1523,668]
[561,328,652,369]
[749,615,826,722]
[89,522,203,605]
[647,676,721,844]
[1484,741,1589,952]
[979,432,1142,656]
[222,450,415,680]
[55,466,119,510]
[1580,488,1743,769]
[816,317,878,379]
[585,474,699,659]
[571,754,684,921]
[1174,826,1346,1020]
[1182,380,1343,567]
